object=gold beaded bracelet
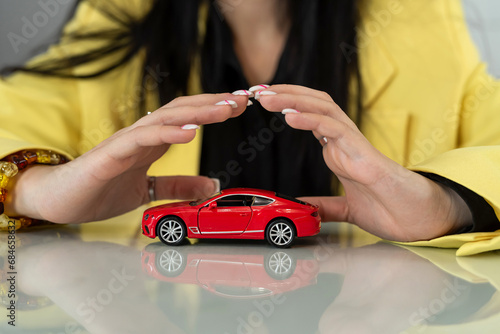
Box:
[0,150,68,231]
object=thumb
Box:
[154,176,220,201]
[299,196,349,222]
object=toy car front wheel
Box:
[156,249,187,277]
[266,219,296,248]
[156,217,187,246]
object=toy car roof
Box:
[219,188,277,197]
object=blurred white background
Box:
[1,0,499,77]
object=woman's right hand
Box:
[257,84,471,242]
[7,93,249,224]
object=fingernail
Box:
[248,84,270,92]
[254,90,277,100]
[181,124,200,130]
[247,100,253,106]
[282,108,300,114]
[232,89,254,97]
[210,178,221,194]
[215,100,238,108]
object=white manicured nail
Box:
[215,100,238,108]
[232,89,254,97]
[282,108,300,114]
[210,178,221,194]
[181,124,200,130]
[254,90,277,100]
[247,100,253,106]
[248,84,270,92]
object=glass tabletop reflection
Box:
[1,208,499,334]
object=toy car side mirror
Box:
[209,201,217,209]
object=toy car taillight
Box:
[311,211,318,217]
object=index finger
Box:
[264,84,334,103]
[134,93,248,128]
[165,92,249,109]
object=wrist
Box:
[1,150,69,230]
[5,165,51,220]
[429,179,473,236]
[440,182,474,233]
[416,171,478,236]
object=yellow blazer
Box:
[1,0,499,255]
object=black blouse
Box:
[199,5,332,198]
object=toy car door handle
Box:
[240,213,249,216]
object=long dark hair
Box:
[2,0,361,119]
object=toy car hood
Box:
[145,200,194,212]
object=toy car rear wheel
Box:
[157,217,187,246]
[264,250,296,280]
[266,219,296,248]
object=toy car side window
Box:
[216,195,248,207]
[245,196,255,206]
[252,196,273,206]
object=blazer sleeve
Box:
[0,0,154,159]
[0,0,102,159]
[403,1,500,255]
[0,71,80,159]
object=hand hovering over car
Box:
[7,93,250,224]
[257,84,473,242]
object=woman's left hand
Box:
[257,84,472,241]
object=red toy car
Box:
[142,188,321,248]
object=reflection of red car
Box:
[141,245,319,298]
[142,188,321,247]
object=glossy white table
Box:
[1,208,499,334]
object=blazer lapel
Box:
[359,36,398,108]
